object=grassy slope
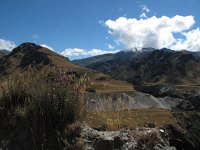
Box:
[87,109,174,130]
[0,43,134,93]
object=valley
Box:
[1,44,200,149]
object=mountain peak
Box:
[11,42,41,55]
[19,42,37,47]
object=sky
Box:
[0,0,200,60]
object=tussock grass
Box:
[87,109,173,130]
[0,68,88,149]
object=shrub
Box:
[85,82,96,93]
[86,86,96,93]
[0,68,88,149]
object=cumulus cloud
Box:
[40,44,54,51]
[60,48,119,57]
[61,48,86,56]
[171,28,200,51]
[89,49,118,56]
[140,5,150,18]
[0,39,16,51]
[105,15,199,51]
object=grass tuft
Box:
[0,68,88,149]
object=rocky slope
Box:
[81,124,176,150]
[0,123,177,150]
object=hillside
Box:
[0,52,5,59]
[1,44,200,149]
[74,48,154,81]
[129,50,200,85]
[0,49,9,58]
[0,49,10,55]
[74,48,200,95]
[0,43,133,93]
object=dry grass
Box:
[43,47,134,93]
[0,44,134,95]
[86,109,174,130]
[136,128,161,149]
[0,68,88,149]
[94,79,134,93]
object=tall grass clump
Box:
[0,68,88,149]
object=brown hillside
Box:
[0,43,134,93]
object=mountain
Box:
[73,48,154,81]
[74,48,200,96]
[129,49,200,85]
[74,48,154,68]
[0,43,133,93]
[0,49,10,55]
[0,52,5,59]
[0,49,10,58]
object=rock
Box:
[81,124,176,150]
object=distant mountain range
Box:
[74,48,154,81]
[74,48,200,96]
[2,43,200,95]
[0,43,133,93]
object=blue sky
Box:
[0,0,200,59]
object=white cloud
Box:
[105,15,197,50]
[141,5,150,13]
[40,44,54,51]
[0,39,16,51]
[61,48,86,56]
[107,44,115,50]
[140,13,147,18]
[89,49,118,56]
[60,48,119,57]
[171,28,200,51]
[140,5,150,18]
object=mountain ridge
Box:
[0,43,134,93]
[73,48,200,96]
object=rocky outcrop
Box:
[81,124,176,150]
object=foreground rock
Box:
[81,124,176,150]
[1,122,197,150]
